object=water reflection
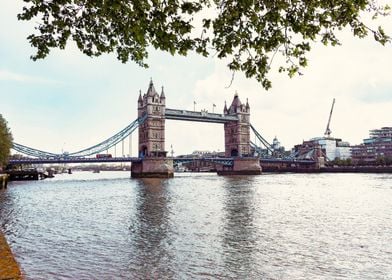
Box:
[128,178,174,279]
[221,176,260,278]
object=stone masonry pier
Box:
[0,174,8,190]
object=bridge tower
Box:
[132,80,173,178]
[224,93,251,157]
[218,93,261,175]
[138,80,166,157]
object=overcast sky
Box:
[1,1,391,157]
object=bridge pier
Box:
[131,157,174,178]
[217,157,262,175]
[0,174,8,189]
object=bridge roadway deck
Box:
[9,157,142,165]
[9,157,315,166]
[165,108,238,123]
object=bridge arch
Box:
[140,145,148,158]
[230,148,239,157]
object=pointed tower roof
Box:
[230,91,242,108]
[138,90,142,102]
[228,91,243,113]
[160,86,165,99]
[246,98,250,109]
[146,79,158,97]
[223,101,228,114]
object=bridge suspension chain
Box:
[12,115,147,158]
[250,124,276,155]
[12,143,60,158]
[69,114,147,157]
[250,124,295,159]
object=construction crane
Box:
[324,98,335,137]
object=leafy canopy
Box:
[18,0,390,89]
[0,114,13,168]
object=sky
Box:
[1,1,391,157]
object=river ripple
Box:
[0,172,391,279]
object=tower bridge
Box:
[9,80,318,177]
[132,80,261,177]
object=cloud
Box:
[0,69,60,84]
[356,82,392,103]
[191,27,392,149]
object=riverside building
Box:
[293,137,351,161]
[309,137,351,160]
[351,127,392,164]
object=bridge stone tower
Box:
[138,80,167,157]
[224,93,251,157]
[132,80,173,178]
[218,93,261,175]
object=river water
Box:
[0,172,391,279]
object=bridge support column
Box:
[217,157,261,175]
[0,174,8,189]
[131,158,174,178]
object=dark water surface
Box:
[0,172,391,279]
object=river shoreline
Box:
[1,174,22,279]
[0,231,22,279]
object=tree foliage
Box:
[331,157,352,166]
[18,0,390,89]
[0,114,13,168]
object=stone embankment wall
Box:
[261,166,392,173]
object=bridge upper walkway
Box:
[9,157,142,165]
[165,108,238,123]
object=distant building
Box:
[310,137,351,160]
[271,136,288,157]
[272,136,281,151]
[351,127,392,164]
[293,137,351,161]
[293,140,320,160]
[250,136,287,158]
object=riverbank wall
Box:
[321,166,392,173]
[0,231,22,279]
[262,166,392,173]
